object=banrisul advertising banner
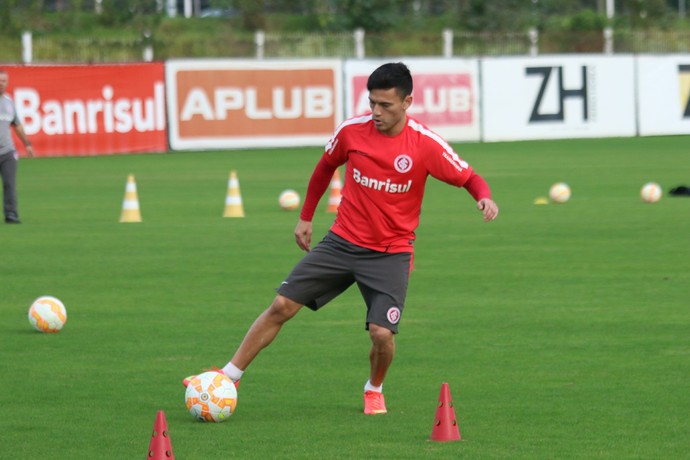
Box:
[3,64,167,157]
[637,55,690,136]
[344,59,481,142]
[482,55,636,141]
[166,59,343,150]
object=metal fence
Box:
[262,32,357,59]
[614,29,690,53]
[31,37,147,63]
[6,29,690,64]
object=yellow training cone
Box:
[120,174,142,223]
[223,170,245,218]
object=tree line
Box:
[2,0,687,38]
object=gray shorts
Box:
[277,232,412,333]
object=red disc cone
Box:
[147,410,175,459]
[430,382,462,442]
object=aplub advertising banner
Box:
[482,55,636,142]
[165,59,343,150]
[3,64,167,157]
[636,55,690,136]
[344,58,481,142]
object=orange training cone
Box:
[119,174,142,223]
[147,410,175,459]
[430,382,462,442]
[223,170,245,218]
[326,169,342,213]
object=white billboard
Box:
[345,58,481,142]
[482,55,637,141]
[637,55,690,136]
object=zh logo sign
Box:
[680,64,690,119]
[526,66,588,122]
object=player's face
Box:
[0,73,8,95]
[369,88,412,137]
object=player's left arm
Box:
[422,140,498,222]
[463,172,499,222]
[12,122,34,158]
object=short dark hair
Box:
[367,62,413,99]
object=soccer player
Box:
[0,68,34,224]
[185,62,499,415]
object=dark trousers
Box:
[0,151,18,218]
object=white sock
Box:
[364,380,382,393]
[222,362,244,382]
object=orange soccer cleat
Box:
[363,390,387,415]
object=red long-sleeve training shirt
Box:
[301,114,491,253]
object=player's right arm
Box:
[295,157,338,251]
[294,219,313,252]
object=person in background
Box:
[0,68,34,224]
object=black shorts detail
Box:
[277,232,411,333]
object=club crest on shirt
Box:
[394,154,413,173]
[386,307,401,324]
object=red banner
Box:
[3,64,167,157]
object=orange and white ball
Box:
[28,296,67,333]
[549,182,571,203]
[278,189,300,211]
[640,182,662,203]
[185,371,238,422]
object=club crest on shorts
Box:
[394,155,413,173]
[386,306,401,324]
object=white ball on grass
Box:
[549,182,571,203]
[640,182,662,203]
[279,189,300,210]
[28,296,67,333]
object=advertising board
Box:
[166,59,343,150]
[482,55,636,141]
[637,55,690,136]
[4,64,167,156]
[345,58,481,142]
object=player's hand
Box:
[477,198,498,222]
[294,219,313,252]
[26,145,34,158]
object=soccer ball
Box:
[185,371,238,422]
[28,296,67,333]
[640,182,662,203]
[549,182,571,203]
[278,189,300,210]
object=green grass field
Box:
[1,136,689,459]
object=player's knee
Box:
[268,295,302,322]
[369,323,394,346]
